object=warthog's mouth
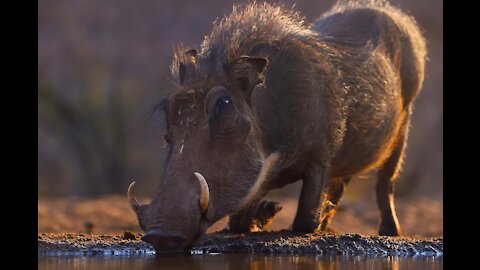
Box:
[141,229,188,252]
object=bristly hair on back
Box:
[170,1,317,89]
[318,0,426,62]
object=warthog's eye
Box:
[213,95,232,118]
[209,94,238,136]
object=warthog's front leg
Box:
[292,165,331,233]
[227,200,283,233]
[253,200,283,231]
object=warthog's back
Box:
[313,1,427,106]
[307,1,427,177]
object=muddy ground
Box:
[38,232,442,256]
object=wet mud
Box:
[38,231,442,257]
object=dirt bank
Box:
[38,232,442,257]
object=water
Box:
[38,254,442,270]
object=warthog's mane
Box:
[170,1,317,89]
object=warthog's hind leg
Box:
[376,110,411,236]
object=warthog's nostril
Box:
[141,229,187,252]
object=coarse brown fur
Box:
[130,0,427,251]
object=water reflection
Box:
[38,254,442,270]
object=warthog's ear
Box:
[179,49,198,84]
[230,56,268,100]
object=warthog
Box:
[128,1,426,252]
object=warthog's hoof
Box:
[224,201,283,233]
[252,201,283,231]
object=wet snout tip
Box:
[141,230,187,252]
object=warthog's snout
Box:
[128,172,211,252]
[141,229,187,252]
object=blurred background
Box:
[38,0,442,236]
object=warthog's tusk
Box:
[194,172,210,213]
[127,181,141,213]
